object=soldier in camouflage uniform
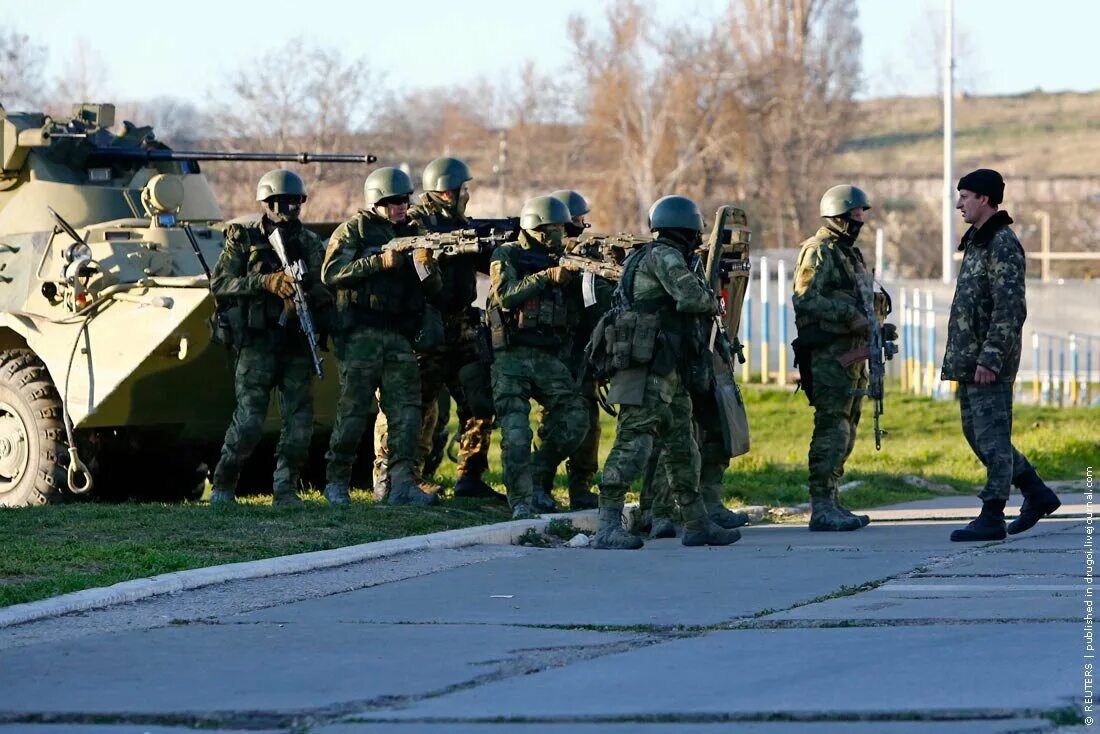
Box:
[487,195,590,519]
[322,167,441,507]
[594,195,742,550]
[791,185,877,532]
[531,189,601,511]
[209,170,332,506]
[374,157,503,502]
[945,169,1061,542]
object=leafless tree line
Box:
[13,1,1082,279]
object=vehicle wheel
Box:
[0,349,68,507]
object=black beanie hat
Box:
[957,169,1005,206]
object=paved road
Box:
[0,495,1088,734]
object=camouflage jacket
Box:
[409,193,482,335]
[942,210,1026,383]
[322,210,441,335]
[487,231,584,352]
[210,218,332,348]
[792,226,871,354]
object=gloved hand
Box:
[847,314,871,337]
[545,266,573,286]
[883,322,898,341]
[376,250,404,271]
[413,248,435,268]
[262,272,295,299]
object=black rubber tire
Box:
[0,348,69,506]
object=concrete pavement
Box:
[0,494,1088,733]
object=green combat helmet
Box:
[364,167,415,206]
[550,189,590,218]
[520,195,572,230]
[422,157,472,193]
[819,184,871,217]
[648,195,704,232]
[256,169,307,201]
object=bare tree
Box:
[51,40,113,108]
[725,0,863,245]
[0,29,47,109]
[568,0,746,231]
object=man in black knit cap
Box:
[944,168,1062,541]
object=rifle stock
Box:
[268,228,324,378]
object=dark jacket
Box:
[941,210,1027,382]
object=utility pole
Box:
[942,0,956,284]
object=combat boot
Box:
[1008,468,1061,535]
[372,474,390,503]
[682,502,742,546]
[648,516,677,539]
[209,489,236,505]
[413,468,442,497]
[832,489,870,528]
[706,504,750,530]
[453,474,508,503]
[511,501,537,520]
[808,494,863,532]
[594,506,644,550]
[951,500,1007,542]
[324,483,351,506]
[567,481,599,511]
[272,487,303,506]
[387,464,438,507]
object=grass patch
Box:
[1,386,1093,607]
[0,494,509,607]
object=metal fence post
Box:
[778,260,788,386]
[760,256,770,385]
[1032,332,1041,404]
[741,268,752,385]
[912,287,923,396]
[925,291,936,397]
[899,288,909,391]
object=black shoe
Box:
[951,500,1007,542]
[1008,469,1061,535]
[453,474,508,503]
[1008,490,1061,535]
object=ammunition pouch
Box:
[458,361,495,419]
[487,309,508,350]
[792,337,815,403]
[516,290,569,332]
[209,303,241,347]
[794,322,840,349]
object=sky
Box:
[3,0,1098,104]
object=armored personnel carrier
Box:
[0,103,374,506]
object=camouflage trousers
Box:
[807,347,867,499]
[537,378,600,494]
[491,345,588,508]
[374,338,493,484]
[958,382,1034,501]
[212,345,314,494]
[640,390,729,520]
[326,326,420,489]
[600,371,704,521]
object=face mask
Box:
[266,197,302,223]
[531,228,564,250]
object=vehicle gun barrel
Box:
[88,149,378,164]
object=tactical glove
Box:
[883,322,898,341]
[262,272,295,299]
[412,248,435,268]
[376,250,404,272]
[545,266,573,286]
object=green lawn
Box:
[1,387,1094,608]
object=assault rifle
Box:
[268,228,324,378]
[384,229,512,280]
[559,252,624,307]
[839,276,897,450]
